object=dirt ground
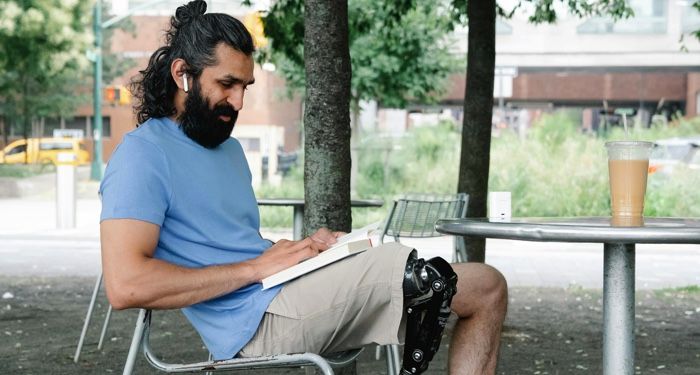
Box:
[1,276,698,374]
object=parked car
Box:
[649,137,700,175]
[0,137,90,165]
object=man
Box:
[100,1,507,373]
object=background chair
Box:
[381,193,469,262]
[123,309,363,375]
[377,193,469,375]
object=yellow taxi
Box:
[0,137,91,165]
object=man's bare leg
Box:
[447,262,508,374]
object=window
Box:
[39,142,73,151]
[238,137,260,152]
[7,144,26,155]
[577,0,666,34]
[44,117,62,137]
[65,116,111,138]
[102,116,111,137]
[65,116,88,135]
[682,2,700,33]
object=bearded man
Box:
[99,1,507,373]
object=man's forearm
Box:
[105,256,258,310]
[101,219,321,310]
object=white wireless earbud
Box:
[182,73,189,93]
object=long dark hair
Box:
[130,0,255,125]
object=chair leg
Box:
[205,353,213,375]
[123,309,147,375]
[454,236,468,263]
[97,304,113,350]
[384,345,394,375]
[74,272,103,363]
[387,344,401,375]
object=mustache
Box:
[212,104,237,118]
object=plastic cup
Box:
[605,141,653,227]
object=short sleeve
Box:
[99,134,172,226]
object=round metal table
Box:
[435,217,700,375]
[257,198,384,240]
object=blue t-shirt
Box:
[99,117,281,359]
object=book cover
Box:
[261,223,379,290]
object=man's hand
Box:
[247,238,323,282]
[309,227,345,248]
[248,228,345,282]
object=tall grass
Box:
[256,114,700,228]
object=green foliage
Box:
[0,163,54,177]
[256,166,304,228]
[0,0,92,137]
[256,121,461,228]
[654,284,700,299]
[491,125,611,217]
[261,0,462,107]
[529,110,580,150]
[257,116,700,228]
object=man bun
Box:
[174,0,207,27]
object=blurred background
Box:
[0,0,699,228]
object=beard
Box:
[178,80,239,149]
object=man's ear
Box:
[171,58,189,92]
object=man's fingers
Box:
[289,237,314,250]
[310,241,330,253]
[296,245,320,263]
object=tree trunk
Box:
[457,0,496,263]
[303,0,352,236]
[350,99,360,195]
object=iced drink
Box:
[605,141,653,227]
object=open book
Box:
[261,222,380,290]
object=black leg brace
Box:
[400,250,458,374]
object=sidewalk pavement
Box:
[1,196,699,289]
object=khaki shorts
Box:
[239,242,415,357]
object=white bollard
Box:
[56,152,77,229]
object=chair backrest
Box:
[381,193,469,242]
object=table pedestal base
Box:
[603,243,635,375]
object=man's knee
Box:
[482,265,508,311]
[452,263,508,315]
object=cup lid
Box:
[604,141,654,149]
[605,141,653,160]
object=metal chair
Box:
[381,193,469,262]
[377,193,469,375]
[74,271,113,362]
[123,309,364,374]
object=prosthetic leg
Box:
[400,250,458,374]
